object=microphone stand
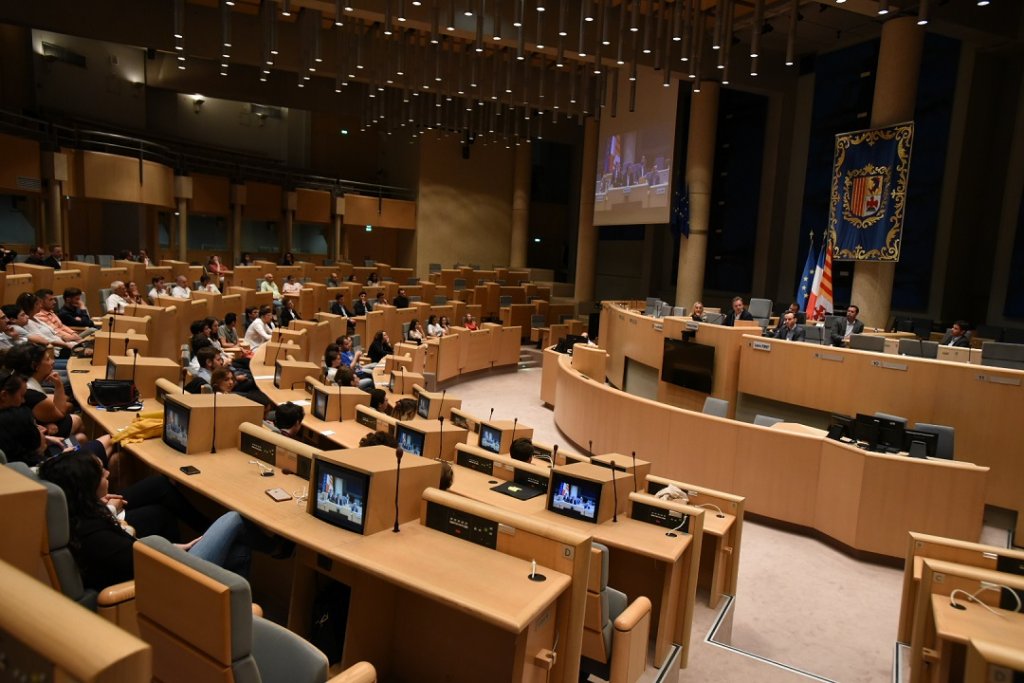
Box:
[437,416,445,460]
[106,315,114,362]
[631,451,638,492]
[392,447,404,532]
[210,390,218,454]
[610,459,619,523]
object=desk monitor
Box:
[479,424,502,454]
[853,414,881,451]
[828,413,854,441]
[396,423,425,457]
[355,407,378,430]
[163,398,191,454]
[548,471,602,523]
[449,409,476,432]
[877,417,906,453]
[105,357,116,380]
[661,338,715,393]
[273,362,283,389]
[417,394,430,419]
[312,387,330,421]
[456,449,494,475]
[555,334,588,354]
[903,429,939,459]
[312,459,370,535]
[388,373,395,393]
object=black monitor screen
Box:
[661,339,715,393]
[903,429,939,459]
[312,389,329,421]
[105,358,116,380]
[417,394,430,419]
[829,414,854,440]
[479,425,502,454]
[388,374,395,393]
[396,424,425,457]
[312,459,370,534]
[853,414,881,449]
[274,362,283,389]
[548,472,602,523]
[877,418,905,452]
[450,412,470,430]
[163,400,190,453]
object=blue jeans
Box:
[189,511,251,576]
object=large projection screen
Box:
[594,66,679,226]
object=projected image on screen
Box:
[593,67,678,227]
[549,475,601,523]
[396,424,425,457]
[313,461,369,534]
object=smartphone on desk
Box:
[180,465,201,475]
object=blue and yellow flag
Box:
[826,122,913,261]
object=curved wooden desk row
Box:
[547,351,988,560]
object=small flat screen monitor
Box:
[273,362,283,389]
[450,412,470,431]
[104,358,116,380]
[396,424,425,457]
[479,424,502,454]
[163,400,190,453]
[547,472,602,523]
[877,418,906,453]
[828,414,854,441]
[388,373,395,393]
[417,394,430,419]
[853,414,881,450]
[355,409,377,430]
[312,388,329,421]
[661,339,715,393]
[312,459,370,534]
[903,429,939,459]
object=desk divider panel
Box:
[274,359,321,391]
[420,488,590,683]
[590,452,651,490]
[454,443,551,484]
[238,422,317,479]
[306,376,371,421]
[410,383,462,419]
[124,304,180,361]
[97,314,153,338]
[106,355,180,398]
[162,392,264,454]
[91,332,149,366]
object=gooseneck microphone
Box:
[210,390,218,454]
[130,349,139,401]
[489,407,494,421]
[272,328,284,365]
[107,316,114,361]
[437,416,445,460]
[631,451,638,492]
[588,440,593,459]
[123,336,130,356]
[610,459,619,523]
[509,417,518,444]
[550,444,558,469]
[392,447,404,533]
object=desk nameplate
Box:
[976,374,1022,387]
[871,359,908,371]
[814,352,845,362]
[751,341,771,352]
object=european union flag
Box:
[827,122,913,261]
[795,237,817,311]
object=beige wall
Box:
[415,132,515,274]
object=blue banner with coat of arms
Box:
[826,122,913,261]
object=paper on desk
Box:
[291,399,311,407]
[253,375,274,380]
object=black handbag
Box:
[87,379,138,408]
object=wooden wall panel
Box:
[243,181,283,220]
[0,133,40,194]
[71,151,174,208]
[344,194,416,229]
[191,173,231,215]
[295,188,331,223]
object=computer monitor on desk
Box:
[853,414,906,453]
[396,423,426,457]
[827,413,855,442]
[312,458,370,535]
[479,424,502,454]
[904,429,939,459]
[548,471,602,523]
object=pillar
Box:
[231,184,245,266]
[42,152,67,249]
[675,81,720,309]
[574,118,599,304]
[850,17,924,329]
[333,195,345,263]
[174,176,193,262]
[510,142,532,268]
[282,191,297,254]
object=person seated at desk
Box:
[206,254,227,278]
[940,320,971,347]
[366,272,379,287]
[24,245,46,266]
[170,275,192,299]
[392,398,417,421]
[722,296,754,327]
[0,243,17,270]
[326,272,340,288]
[34,289,89,347]
[219,312,240,347]
[39,450,257,590]
[407,319,425,345]
[439,316,452,335]
[463,313,479,331]
[58,287,97,332]
[197,273,220,294]
[16,293,79,360]
[367,331,393,363]
[136,249,152,266]
[369,388,392,415]
[375,291,388,308]
[278,299,300,326]
[691,301,706,322]
[105,281,131,315]
[426,315,443,338]
[259,273,282,307]
[353,291,373,316]
[510,437,536,464]
[280,251,296,266]
[774,312,806,342]
[330,293,354,318]
[210,367,235,393]
[186,346,223,392]
[769,303,804,336]
[125,281,145,305]
[337,335,364,370]
[1,305,54,350]
[264,401,305,442]
[43,244,64,270]
[830,304,865,346]
[243,305,275,350]
[147,276,167,304]
[393,288,410,309]
[281,274,303,297]
[238,252,254,267]
[4,343,86,441]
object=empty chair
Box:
[98,287,113,314]
[409,295,422,302]
[350,334,361,349]
[530,314,547,328]
[323,259,335,266]
[980,341,1024,370]
[406,277,419,285]
[74,254,87,262]
[579,542,651,683]
[363,259,376,266]
[705,312,726,325]
[97,254,114,267]
[468,263,480,269]
[1003,328,1024,345]
[428,262,442,273]
[802,325,824,344]
[702,397,729,418]
[452,278,467,291]
[753,414,784,428]
[748,298,772,320]
[672,306,686,317]
[432,295,447,305]
[912,319,933,340]
[849,334,886,353]
[973,324,1003,342]
[913,422,955,460]
[133,536,372,683]
[498,295,513,306]
[897,338,938,358]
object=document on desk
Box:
[253,375,274,380]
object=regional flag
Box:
[805,242,835,321]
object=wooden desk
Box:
[964,639,1024,682]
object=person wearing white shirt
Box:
[147,276,167,303]
[243,305,275,350]
[197,274,220,294]
[259,273,282,302]
[170,275,192,299]
[105,281,131,315]
[426,314,443,338]
[281,275,302,296]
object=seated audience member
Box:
[330,294,356,333]
[281,275,302,296]
[206,254,227,278]
[509,437,535,464]
[0,370,47,465]
[831,304,865,346]
[243,305,275,350]
[24,245,47,266]
[366,272,379,286]
[367,331,393,363]
[393,289,410,309]
[463,313,478,331]
[407,319,425,344]
[940,320,971,347]
[324,348,343,382]
[722,296,754,327]
[769,303,801,336]
[125,281,145,305]
[58,288,96,330]
[197,273,220,294]
[691,301,706,322]
[210,367,235,393]
[265,401,305,441]
[439,316,452,335]
[187,346,222,391]
[137,249,152,266]
[369,388,391,415]
[105,281,131,315]
[774,312,805,342]
[392,398,417,421]
[16,293,78,358]
[219,312,240,346]
[338,335,363,369]
[259,273,282,304]
[39,451,254,590]
[439,461,454,491]
[0,243,17,270]
[2,304,51,349]
[359,430,397,448]
[353,291,373,316]
[334,365,358,388]
[426,315,443,338]
[44,245,64,270]
[4,343,84,439]
[170,275,192,299]
[375,291,388,307]
[279,298,300,326]
[34,289,88,345]
[239,252,254,266]
[326,272,340,287]
[148,276,167,303]
[280,251,296,266]
[0,308,25,351]
[242,306,258,332]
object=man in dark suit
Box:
[393,288,410,309]
[24,246,46,266]
[831,304,865,346]
[43,245,63,270]
[353,291,373,316]
[939,320,971,348]
[774,312,806,342]
[722,296,754,327]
